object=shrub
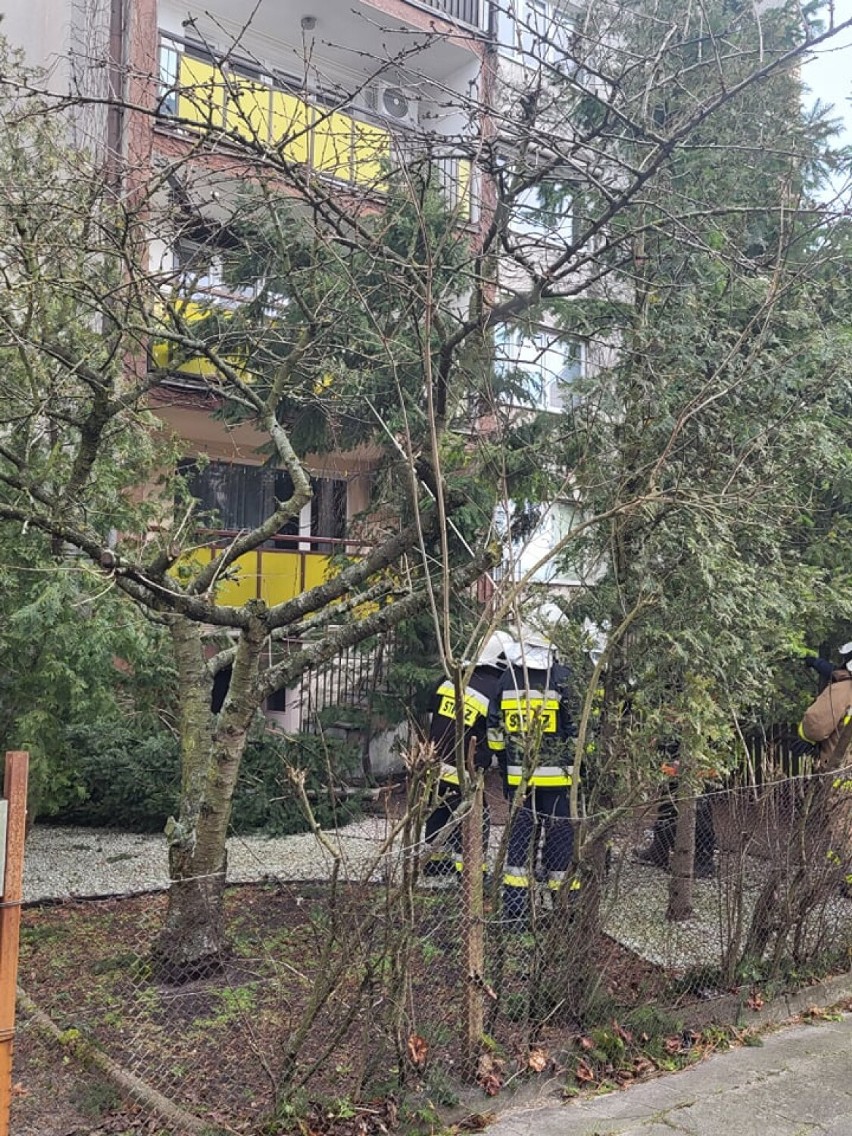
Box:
[48,718,364,834]
[50,722,180,831]
[232,727,364,834]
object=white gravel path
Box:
[22,818,408,902]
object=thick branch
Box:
[264,509,439,632]
[258,547,494,700]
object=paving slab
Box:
[486,1014,852,1136]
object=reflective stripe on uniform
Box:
[503,872,529,888]
[453,860,488,873]
[799,713,851,747]
[798,721,818,745]
[435,681,490,727]
[439,762,460,785]
[505,764,573,788]
[546,872,582,891]
[487,727,505,753]
[500,694,560,735]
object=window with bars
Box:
[177,460,347,549]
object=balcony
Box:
[156,31,474,220]
[180,532,361,608]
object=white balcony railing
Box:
[417,0,490,32]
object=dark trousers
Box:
[424,782,490,872]
[654,781,716,867]
[506,790,574,886]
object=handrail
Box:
[157,28,376,124]
[415,0,489,32]
[198,528,369,554]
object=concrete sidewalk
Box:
[487,1014,852,1135]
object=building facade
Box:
[0,0,595,736]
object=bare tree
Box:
[0,0,849,980]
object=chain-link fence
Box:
[14,765,852,1134]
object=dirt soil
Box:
[12,877,664,1136]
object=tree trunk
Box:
[153,614,264,980]
[555,829,610,1022]
[667,788,696,922]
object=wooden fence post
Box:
[0,751,28,1136]
[461,740,484,1076]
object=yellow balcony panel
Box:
[150,300,250,380]
[177,55,224,130]
[169,546,213,587]
[456,158,473,221]
[259,549,304,606]
[352,121,390,187]
[168,547,258,604]
[169,546,346,608]
[271,91,310,164]
[311,107,355,181]
[213,552,259,606]
[225,78,272,143]
[303,552,331,591]
[150,341,248,379]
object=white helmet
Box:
[475,630,515,668]
[583,618,608,667]
[507,626,555,669]
[840,641,852,665]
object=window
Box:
[495,499,581,586]
[171,238,262,308]
[494,325,582,410]
[177,460,347,548]
[158,40,179,117]
[174,239,225,295]
[516,0,577,72]
[511,182,575,244]
[310,478,347,554]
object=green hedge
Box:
[48,720,364,835]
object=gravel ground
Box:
[25,823,851,977]
[22,818,407,902]
[23,776,514,903]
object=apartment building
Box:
[1,0,595,731]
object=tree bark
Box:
[153,613,264,980]
[667,788,696,922]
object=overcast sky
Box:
[802,2,852,145]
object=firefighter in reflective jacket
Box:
[487,630,577,922]
[798,656,852,898]
[423,632,513,878]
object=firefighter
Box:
[423,631,513,881]
[633,748,718,878]
[802,641,852,685]
[487,628,577,925]
[797,649,852,763]
[797,653,852,899]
